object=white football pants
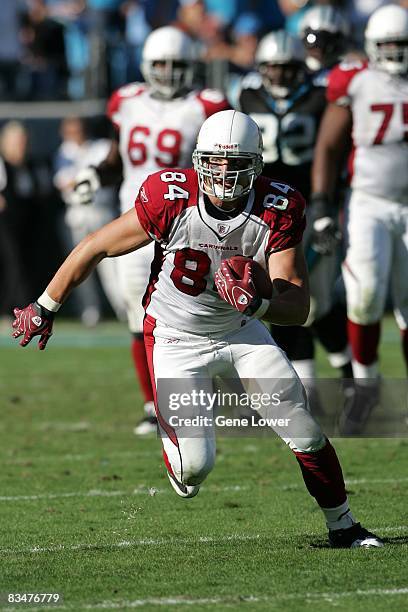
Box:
[144,315,326,487]
[342,189,408,329]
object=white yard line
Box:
[0,534,261,556]
[0,484,249,503]
[2,449,159,464]
[345,477,408,485]
[1,525,406,557]
[281,476,408,490]
[0,474,406,503]
[3,588,408,611]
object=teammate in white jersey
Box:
[312,5,408,433]
[12,110,383,548]
[73,26,229,434]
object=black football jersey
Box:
[237,73,327,199]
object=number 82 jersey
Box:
[135,168,306,333]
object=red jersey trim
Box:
[327,61,367,105]
[251,176,307,254]
[135,168,199,241]
[195,89,230,118]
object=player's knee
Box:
[287,434,326,453]
[347,292,384,325]
[343,266,385,324]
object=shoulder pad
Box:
[106,83,146,125]
[196,89,230,117]
[327,61,367,105]
[135,168,198,242]
[241,72,263,91]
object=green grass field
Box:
[0,317,407,612]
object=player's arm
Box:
[312,102,352,199]
[95,137,123,186]
[263,243,310,325]
[46,209,149,303]
[12,210,150,349]
[309,102,352,255]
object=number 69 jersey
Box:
[327,61,408,204]
[107,84,229,213]
[135,168,306,333]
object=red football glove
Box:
[215,259,260,314]
[12,302,54,350]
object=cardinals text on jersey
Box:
[328,61,408,204]
[107,84,229,213]
[135,168,305,333]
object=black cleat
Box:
[329,522,384,548]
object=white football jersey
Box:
[328,61,408,204]
[107,84,229,213]
[135,168,306,334]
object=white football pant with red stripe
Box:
[144,315,326,488]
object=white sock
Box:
[352,360,379,383]
[292,359,316,381]
[144,401,156,417]
[328,345,352,369]
[321,499,357,531]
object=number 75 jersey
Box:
[135,168,305,333]
[107,84,229,213]
[327,62,408,204]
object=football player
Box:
[235,30,352,413]
[299,5,350,84]
[12,110,383,548]
[73,26,229,435]
[312,5,408,433]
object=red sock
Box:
[347,320,380,365]
[293,440,347,508]
[401,329,408,374]
[131,336,154,403]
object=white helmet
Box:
[300,6,350,71]
[255,30,306,98]
[193,110,263,202]
[365,5,408,76]
[141,26,196,98]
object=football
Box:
[226,255,273,298]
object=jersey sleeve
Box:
[134,169,196,242]
[196,89,230,118]
[326,61,367,106]
[265,190,306,255]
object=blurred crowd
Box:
[0,0,399,101]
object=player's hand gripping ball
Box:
[12,302,54,350]
[215,255,272,314]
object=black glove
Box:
[309,193,341,256]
